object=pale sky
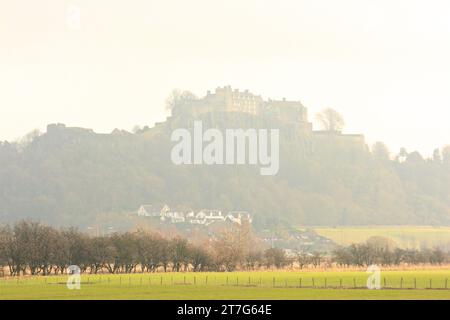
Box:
[1,0,450,156]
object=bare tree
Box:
[332,247,352,267]
[311,251,322,268]
[297,252,311,269]
[212,227,245,271]
[264,248,286,269]
[430,247,445,265]
[170,237,190,272]
[0,225,13,275]
[165,89,198,115]
[244,251,262,270]
[88,236,114,274]
[52,230,71,274]
[316,108,345,132]
[190,245,212,272]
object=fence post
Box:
[400,277,403,289]
[184,276,186,285]
[445,278,448,289]
[384,277,386,288]
[429,279,432,289]
[312,277,315,288]
[160,276,163,286]
[299,278,302,288]
[140,277,142,286]
[285,279,287,288]
[353,278,356,288]
[248,276,250,286]
[324,278,327,288]
[272,277,275,287]
[226,276,228,286]
[414,278,416,289]
[120,276,122,285]
[206,276,208,285]
[237,277,239,286]
[339,279,342,288]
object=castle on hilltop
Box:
[170,86,314,138]
[170,86,364,144]
[173,85,308,122]
[44,86,365,146]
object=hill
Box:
[0,93,449,229]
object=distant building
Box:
[136,205,252,227]
[171,86,364,145]
[164,211,186,223]
[226,211,252,225]
[137,204,170,217]
[265,98,308,123]
[190,210,224,226]
[174,86,264,116]
[174,86,309,124]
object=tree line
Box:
[0,220,289,276]
[1,221,449,277]
[332,236,448,267]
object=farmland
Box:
[313,226,450,248]
[1,270,450,300]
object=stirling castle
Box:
[165,85,364,145]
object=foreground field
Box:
[313,226,450,248]
[1,270,450,300]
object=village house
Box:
[226,211,252,225]
[137,204,170,217]
[136,205,252,227]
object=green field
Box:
[1,270,450,300]
[313,226,450,248]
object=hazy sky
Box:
[1,0,450,155]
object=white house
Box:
[137,205,252,227]
[137,204,170,217]
[185,211,195,219]
[197,209,224,221]
[226,211,252,225]
[166,211,186,223]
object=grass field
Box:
[1,270,450,300]
[313,226,450,248]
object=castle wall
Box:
[312,131,366,146]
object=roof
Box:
[139,204,170,212]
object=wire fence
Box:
[1,275,449,290]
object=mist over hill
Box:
[0,98,449,229]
